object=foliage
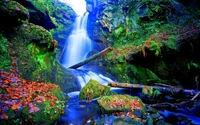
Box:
[97,94,145,114]
[79,79,112,101]
[142,86,162,99]
[106,63,161,84]
[0,34,11,71]
[0,71,65,124]
[187,61,200,70]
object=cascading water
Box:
[59,12,113,88]
[58,1,200,125]
[60,13,92,68]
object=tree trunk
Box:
[69,47,113,69]
[108,82,199,96]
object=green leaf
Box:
[191,62,199,68]
[155,50,159,56]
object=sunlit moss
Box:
[79,79,112,101]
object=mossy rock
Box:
[106,63,161,84]
[97,94,145,114]
[15,0,56,30]
[0,98,65,125]
[0,0,29,30]
[14,23,54,47]
[7,1,29,20]
[0,21,78,93]
[79,79,112,101]
[0,72,66,125]
[0,33,11,71]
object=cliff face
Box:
[86,0,200,88]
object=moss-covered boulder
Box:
[97,94,145,114]
[0,21,78,93]
[79,79,112,101]
[0,71,66,125]
[15,0,56,30]
[0,0,29,30]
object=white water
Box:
[61,13,92,68]
[60,12,113,87]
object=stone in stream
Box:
[97,94,146,114]
[79,79,115,101]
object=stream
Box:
[58,89,200,125]
[57,1,200,124]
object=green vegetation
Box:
[79,79,113,101]
[97,94,145,114]
[0,34,11,71]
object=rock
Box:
[79,79,112,101]
[91,116,143,125]
[0,22,78,93]
[50,1,76,48]
[0,71,66,125]
[0,0,29,30]
[0,34,11,71]
[97,94,145,114]
[15,0,56,30]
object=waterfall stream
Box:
[57,1,200,125]
[60,13,92,68]
[59,12,113,88]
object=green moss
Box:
[107,63,161,84]
[33,100,64,125]
[50,88,65,100]
[164,35,178,50]
[7,1,29,21]
[97,94,145,114]
[0,34,11,71]
[0,88,8,94]
[31,0,48,14]
[0,109,20,125]
[79,79,112,101]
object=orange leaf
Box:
[11,102,21,110]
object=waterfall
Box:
[60,12,113,88]
[60,13,92,68]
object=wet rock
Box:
[79,79,112,101]
[90,116,143,125]
[133,109,147,119]
[97,94,145,114]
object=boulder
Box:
[15,0,56,30]
[79,79,112,101]
[0,0,29,30]
[97,94,145,114]
[0,71,66,125]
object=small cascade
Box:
[71,70,113,88]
